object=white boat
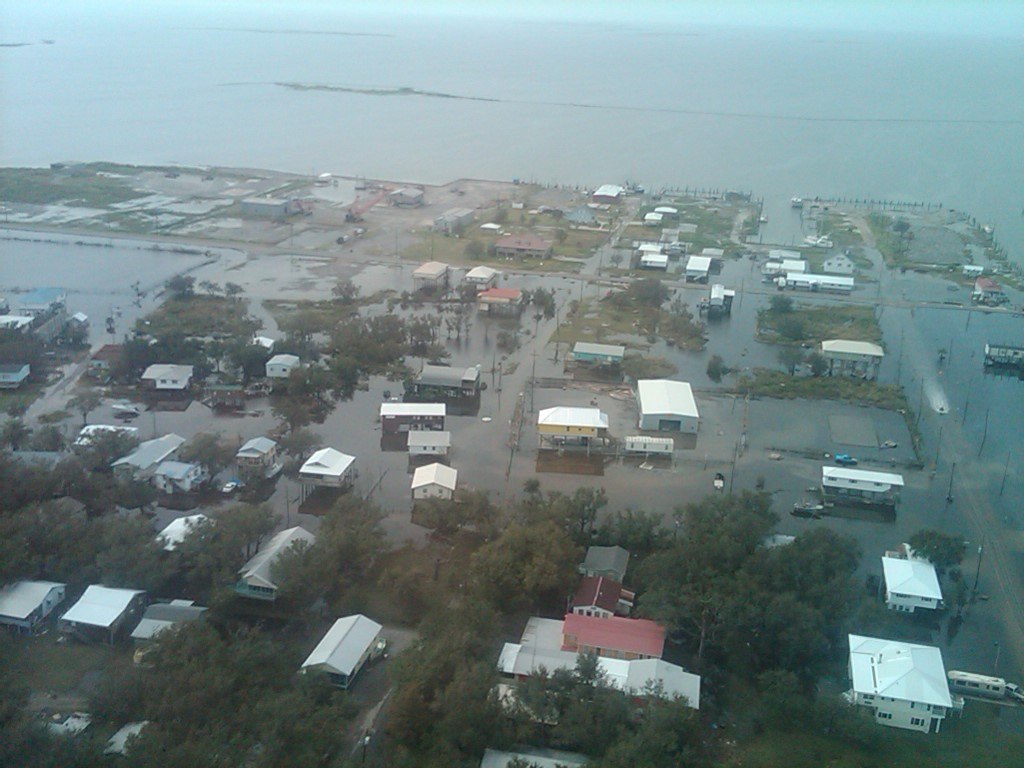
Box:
[791,197,804,208]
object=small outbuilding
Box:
[130,600,207,642]
[301,614,385,688]
[464,265,499,289]
[0,363,30,389]
[388,188,425,207]
[266,353,300,379]
[157,513,209,551]
[636,379,699,433]
[580,545,630,582]
[407,430,451,457]
[434,208,476,234]
[411,462,458,500]
[140,364,193,392]
[685,255,711,283]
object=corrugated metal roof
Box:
[61,585,144,629]
[380,402,446,418]
[849,634,951,707]
[0,581,65,620]
[411,462,457,490]
[882,557,943,601]
[636,379,699,419]
[821,339,884,357]
[538,406,608,429]
[301,614,383,676]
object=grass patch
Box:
[731,703,1024,768]
[264,291,393,333]
[757,303,882,346]
[735,369,907,410]
[818,212,864,249]
[552,295,705,352]
[10,633,126,693]
[622,355,678,379]
[0,167,142,208]
[402,230,580,273]
[867,212,914,268]
[140,295,258,339]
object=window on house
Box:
[878,712,892,720]
[910,717,924,726]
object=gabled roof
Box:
[239,526,316,590]
[636,379,699,419]
[153,460,201,480]
[412,462,458,491]
[130,601,207,640]
[572,576,624,613]
[140,364,193,381]
[417,364,480,387]
[157,513,209,551]
[821,339,884,358]
[593,184,624,199]
[301,614,383,676]
[112,434,186,471]
[237,436,277,458]
[104,721,149,756]
[561,613,665,658]
[882,556,943,601]
[685,255,711,271]
[413,261,450,278]
[537,406,608,430]
[478,287,523,301]
[300,448,355,478]
[572,342,625,359]
[581,545,630,579]
[465,265,498,281]
[0,581,65,620]
[61,585,145,629]
[848,634,951,708]
[481,747,588,768]
[267,353,300,367]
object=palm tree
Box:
[1,418,31,451]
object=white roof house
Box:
[685,255,711,281]
[301,614,384,687]
[822,466,904,506]
[643,211,664,226]
[0,580,66,632]
[266,353,300,379]
[413,261,450,286]
[112,433,186,477]
[701,247,725,259]
[882,556,943,613]
[411,462,458,500]
[60,586,146,641]
[379,402,446,419]
[299,447,356,487]
[640,252,669,269]
[636,379,699,433]
[237,436,277,460]
[237,526,316,599]
[537,406,609,431]
[821,340,884,358]
[465,265,499,285]
[74,424,139,447]
[848,634,953,733]
[499,616,699,708]
[104,722,149,756]
[157,513,209,551]
[593,184,625,200]
[140,364,193,391]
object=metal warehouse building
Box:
[636,379,699,433]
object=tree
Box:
[775,313,806,342]
[778,346,804,375]
[198,280,220,296]
[769,294,793,314]
[29,424,65,452]
[807,351,829,377]
[165,274,195,298]
[706,354,727,383]
[68,389,102,426]
[555,228,568,244]
[178,432,235,480]
[224,282,244,301]
[270,539,323,609]
[907,529,966,572]
[464,239,485,259]
[469,521,580,612]
[0,419,30,451]
[332,278,360,304]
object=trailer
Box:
[947,670,1024,703]
[623,435,674,456]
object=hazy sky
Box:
[323,0,1024,37]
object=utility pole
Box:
[946,462,955,503]
[978,407,990,457]
[999,451,1011,497]
[971,543,984,601]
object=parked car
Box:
[833,453,858,466]
[221,481,239,494]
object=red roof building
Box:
[477,287,523,316]
[570,576,635,619]
[561,613,665,660]
[494,232,553,259]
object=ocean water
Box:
[2,1,1023,256]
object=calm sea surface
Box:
[2,1,1023,255]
